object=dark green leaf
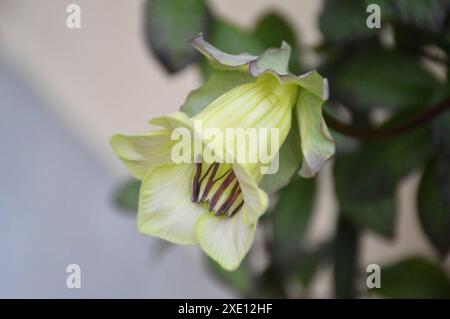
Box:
[444,24,450,54]
[431,107,450,211]
[296,253,320,289]
[335,49,440,111]
[334,126,430,237]
[394,0,450,31]
[372,128,431,180]
[376,257,450,298]
[393,24,430,53]
[418,111,450,256]
[254,12,302,73]
[334,144,396,237]
[418,158,450,257]
[253,267,286,298]
[324,102,359,156]
[432,111,450,161]
[366,0,450,32]
[295,243,331,289]
[333,214,359,298]
[363,0,397,21]
[319,0,376,44]
[208,20,264,55]
[114,179,140,212]
[271,175,316,261]
[144,0,212,73]
[206,257,251,294]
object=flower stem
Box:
[324,98,450,139]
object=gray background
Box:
[0,62,231,298]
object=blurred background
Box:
[0,0,449,298]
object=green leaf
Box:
[395,0,450,31]
[295,243,331,289]
[363,0,397,21]
[372,127,431,180]
[368,0,450,52]
[335,49,440,111]
[180,70,254,116]
[254,12,302,74]
[319,0,376,44]
[432,110,450,161]
[418,158,450,257]
[208,20,264,56]
[114,179,140,211]
[260,119,302,193]
[373,0,450,32]
[271,175,316,261]
[206,257,251,294]
[254,267,286,298]
[144,0,212,73]
[376,257,450,298]
[334,126,430,237]
[333,215,359,298]
[296,252,321,289]
[445,26,450,54]
[418,111,450,256]
[393,24,428,52]
[324,102,359,156]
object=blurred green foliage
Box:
[143,0,212,73]
[115,0,450,298]
[375,257,450,298]
[254,12,302,74]
[206,257,253,296]
[334,215,359,298]
[271,175,316,262]
[333,49,441,111]
[114,179,140,212]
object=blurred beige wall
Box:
[0,0,446,297]
[0,0,322,177]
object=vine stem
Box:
[323,98,450,139]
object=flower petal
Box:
[148,111,192,131]
[190,33,259,68]
[180,70,254,117]
[296,89,335,177]
[233,164,269,225]
[138,163,206,244]
[195,212,256,271]
[249,41,291,76]
[190,35,328,100]
[110,130,174,179]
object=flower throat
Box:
[191,162,244,217]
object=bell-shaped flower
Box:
[111,35,334,270]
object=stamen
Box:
[201,168,232,202]
[191,162,244,218]
[209,172,236,212]
[200,163,220,202]
[215,181,241,216]
[191,162,202,203]
[199,162,218,185]
[213,169,232,183]
[229,200,244,217]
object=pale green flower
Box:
[111,35,334,270]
